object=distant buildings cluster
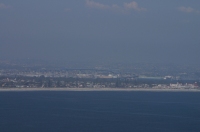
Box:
[0,76,199,89]
[0,60,200,89]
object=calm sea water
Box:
[0,91,200,132]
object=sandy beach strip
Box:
[0,88,200,92]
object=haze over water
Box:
[1,1,200,131]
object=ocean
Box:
[0,91,200,132]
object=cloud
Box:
[85,0,146,12]
[86,0,109,9]
[124,1,146,11]
[64,8,71,12]
[0,3,11,9]
[178,6,200,14]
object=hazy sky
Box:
[0,0,200,64]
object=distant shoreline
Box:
[0,88,200,92]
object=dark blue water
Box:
[0,91,200,132]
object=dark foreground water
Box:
[0,91,200,132]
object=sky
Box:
[0,0,200,65]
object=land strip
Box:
[0,88,200,92]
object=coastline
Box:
[0,87,200,92]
